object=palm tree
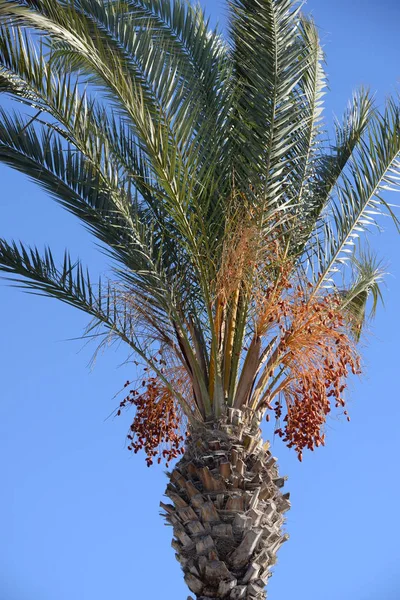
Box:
[0,0,399,598]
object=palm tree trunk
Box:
[160,409,290,599]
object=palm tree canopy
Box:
[0,0,399,462]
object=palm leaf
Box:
[339,249,385,341]
[309,98,400,294]
[0,237,199,419]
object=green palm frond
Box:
[0,1,218,210]
[0,22,212,280]
[293,17,326,198]
[229,0,302,188]
[309,97,400,295]
[0,109,203,329]
[295,89,376,263]
[321,88,377,204]
[285,16,326,252]
[51,0,231,117]
[339,249,386,341]
[0,238,199,420]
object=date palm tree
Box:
[0,0,399,598]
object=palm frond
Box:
[53,0,231,120]
[0,25,210,290]
[293,90,376,265]
[0,1,214,215]
[0,237,201,420]
[229,0,304,196]
[284,16,326,253]
[315,88,376,213]
[0,109,193,318]
[309,97,400,294]
[339,249,386,341]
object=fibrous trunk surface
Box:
[160,409,290,600]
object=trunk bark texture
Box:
[160,409,290,600]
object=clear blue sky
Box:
[1,1,400,599]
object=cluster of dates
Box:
[272,292,361,460]
[118,373,185,467]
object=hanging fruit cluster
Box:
[117,367,186,467]
[270,290,361,460]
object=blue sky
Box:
[1,1,400,599]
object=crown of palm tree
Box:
[0,0,398,462]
